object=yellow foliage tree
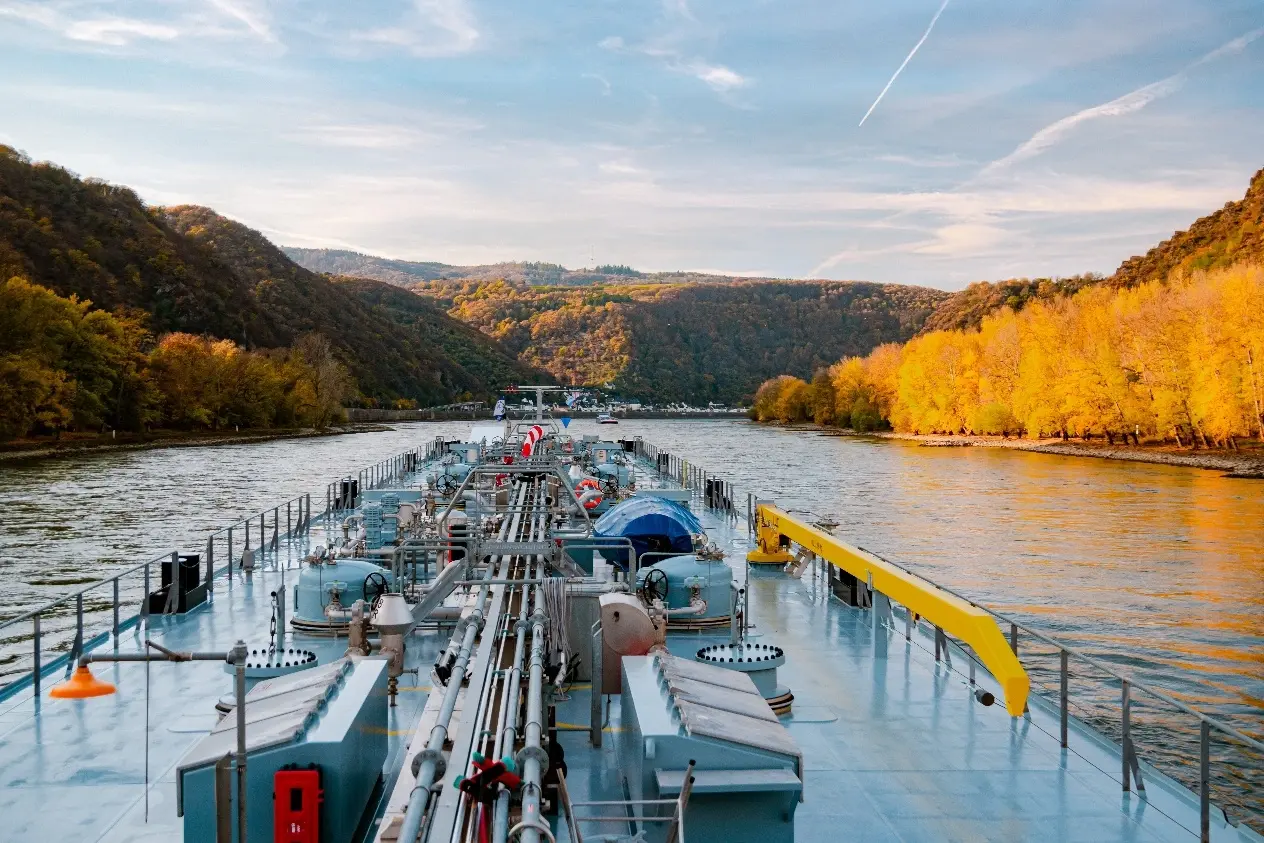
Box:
[752,264,1264,446]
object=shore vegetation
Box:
[1,277,351,441]
[753,266,1264,449]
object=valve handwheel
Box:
[363,571,390,610]
[640,567,669,605]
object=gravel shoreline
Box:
[0,424,393,462]
[811,429,1264,478]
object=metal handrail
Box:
[0,490,315,701]
[0,493,313,634]
[857,545,1264,755]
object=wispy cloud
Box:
[859,0,951,127]
[0,2,57,28]
[985,26,1264,174]
[601,37,749,95]
[679,59,747,92]
[0,0,283,48]
[286,123,432,150]
[0,3,181,46]
[206,0,275,44]
[582,72,611,96]
[352,0,479,58]
[65,17,179,45]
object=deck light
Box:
[46,640,251,841]
[49,664,116,698]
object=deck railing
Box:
[324,442,439,516]
[0,493,318,703]
[870,560,1264,841]
[2,437,441,703]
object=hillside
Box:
[409,278,946,403]
[288,248,949,403]
[286,247,802,288]
[331,277,535,391]
[916,168,1264,334]
[918,274,1102,334]
[163,207,542,402]
[0,146,538,405]
[1109,167,1264,288]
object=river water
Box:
[2,419,1261,821]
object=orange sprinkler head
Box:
[50,665,116,699]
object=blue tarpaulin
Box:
[589,496,701,568]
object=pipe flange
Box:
[515,744,549,771]
[515,618,530,633]
[411,748,447,780]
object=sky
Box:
[0,0,1261,289]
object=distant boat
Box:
[596,413,618,424]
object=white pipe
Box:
[665,598,707,617]
[397,482,527,843]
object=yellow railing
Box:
[750,504,1030,716]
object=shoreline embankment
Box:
[0,424,392,462]
[809,428,1264,478]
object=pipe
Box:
[492,499,543,842]
[396,601,483,842]
[517,580,549,843]
[664,598,707,617]
[233,642,247,843]
[397,482,526,843]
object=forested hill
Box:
[1109,167,1264,289]
[0,146,539,404]
[285,247,805,288]
[918,168,1264,334]
[407,278,946,403]
[162,206,540,401]
[287,248,948,403]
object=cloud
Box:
[603,38,749,95]
[0,3,181,46]
[985,26,1264,173]
[582,72,612,96]
[353,0,479,58]
[859,0,951,127]
[206,0,275,43]
[287,123,432,150]
[661,0,696,23]
[680,60,748,92]
[64,17,179,45]
[0,2,57,27]
[0,0,283,48]
[912,222,1007,256]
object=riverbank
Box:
[0,424,393,462]
[810,429,1264,478]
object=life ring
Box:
[574,477,602,510]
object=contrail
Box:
[982,25,1264,174]
[858,0,951,127]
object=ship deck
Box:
[0,451,1257,842]
[0,547,445,843]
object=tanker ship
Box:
[0,386,1259,843]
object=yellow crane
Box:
[748,503,1030,716]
